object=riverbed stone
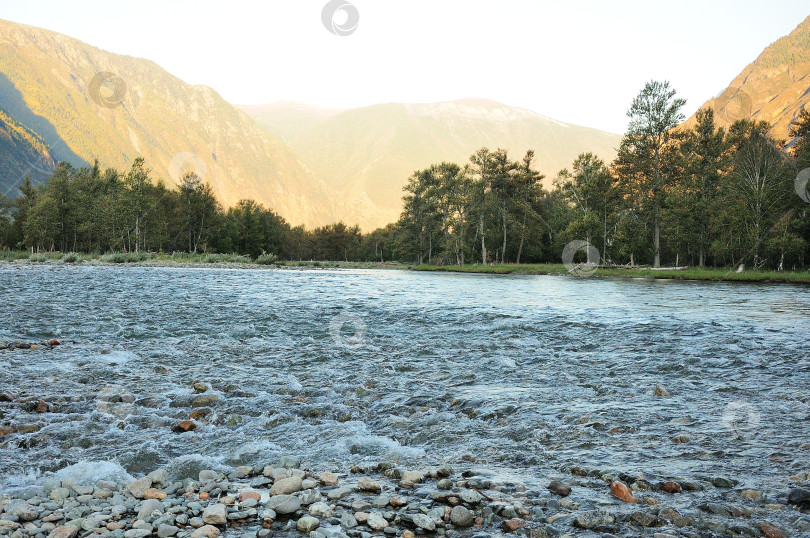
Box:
[148,469,169,487]
[610,480,637,503]
[202,504,227,525]
[296,516,320,533]
[450,506,474,527]
[47,527,77,538]
[266,495,301,515]
[711,476,738,488]
[357,477,381,493]
[5,500,38,521]
[547,481,571,497]
[411,514,435,531]
[366,513,388,531]
[459,489,483,504]
[190,525,220,538]
[788,488,810,509]
[327,486,355,500]
[319,472,338,486]
[124,530,152,538]
[269,476,302,495]
[340,513,358,529]
[308,502,332,518]
[157,524,179,538]
[50,488,71,502]
[758,521,785,538]
[138,499,164,520]
[573,510,615,529]
[127,477,153,499]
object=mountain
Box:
[686,15,810,141]
[242,99,621,230]
[0,19,336,227]
[237,101,340,144]
[0,107,56,198]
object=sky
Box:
[0,0,808,134]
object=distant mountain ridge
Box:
[0,19,337,227]
[686,14,810,141]
[239,99,621,229]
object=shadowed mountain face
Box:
[0,105,56,198]
[685,15,810,141]
[0,19,337,227]
[241,99,621,230]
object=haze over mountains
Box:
[1,15,809,230]
[241,99,621,229]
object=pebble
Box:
[127,477,153,499]
[547,481,571,497]
[137,499,164,520]
[502,518,525,532]
[788,487,810,509]
[459,489,483,504]
[610,480,637,503]
[411,514,435,531]
[47,527,77,538]
[759,521,785,538]
[450,506,474,527]
[296,516,320,533]
[366,513,388,530]
[320,472,338,486]
[202,504,227,525]
[266,495,302,515]
[124,530,152,538]
[172,420,197,433]
[270,476,303,495]
[190,525,220,538]
[1,460,803,538]
[357,477,381,493]
[653,385,670,397]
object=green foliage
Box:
[99,252,148,263]
[256,251,279,265]
[61,252,82,263]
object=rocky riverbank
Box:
[1,460,810,538]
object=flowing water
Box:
[1,265,809,507]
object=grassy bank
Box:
[0,250,405,270]
[4,250,809,282]
[412,263,810,283]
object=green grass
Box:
[412,263,810,283]
[0,250,30,261]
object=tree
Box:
[179,172,219,252]
[719,120,795,268]
[512,151,545,264]
[672,108,727,266]
[469,148,494,263]
[622,80,686,266]
[557,153,615,264]
[122,158,153,252]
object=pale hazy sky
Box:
[0,0,808,134]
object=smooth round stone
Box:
[450,506,474,527]
[266,495,301,515]
[297,516,320,533]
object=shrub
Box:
[256,251,278,265]
[100,252,148,263]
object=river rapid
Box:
[1,265,809,535]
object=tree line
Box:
[2,80,809,269]
[394,81,810,269]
